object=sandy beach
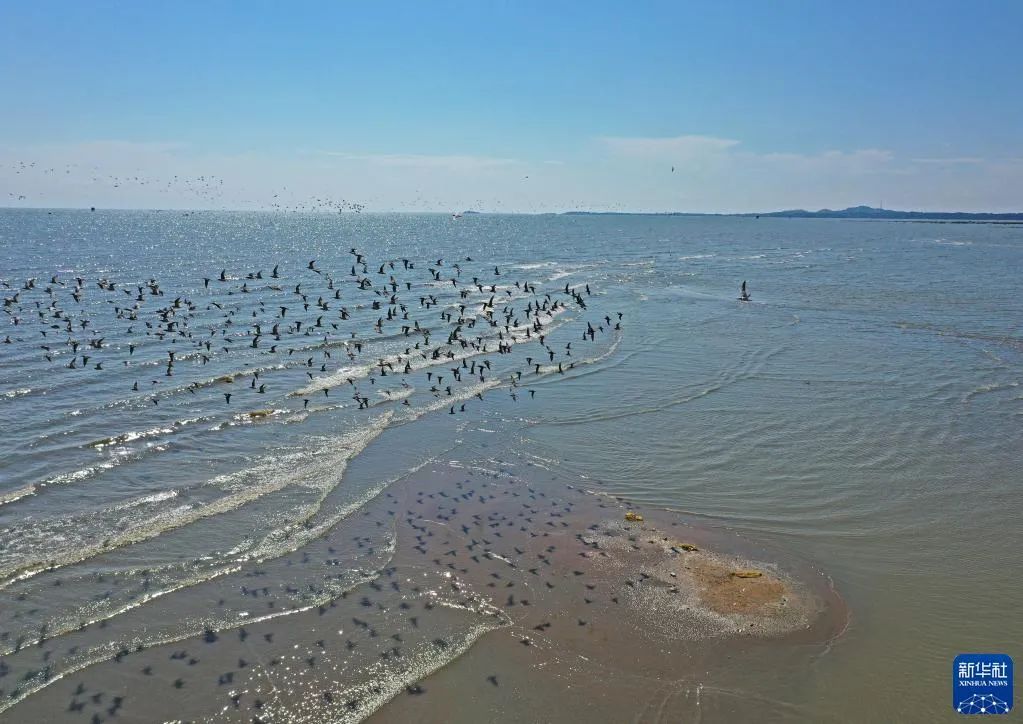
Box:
[5,446,845,723]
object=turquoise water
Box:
[0,210,1020,721]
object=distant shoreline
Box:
[3,206,1022,223]
[563,205,1023,222]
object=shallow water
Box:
[0,210,1020,722]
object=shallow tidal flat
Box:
[7,456,843,723]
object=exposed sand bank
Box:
[1,458,845,723]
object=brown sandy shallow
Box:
[1,456,847,723]
[369,462,848,723]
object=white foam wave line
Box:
[37,461,117,488]
[278,401,351,424]
[0,562,245,659]
[447,461,505,477]
[511,261,557,270]
[0,446,445,663]
[291,361,374,396]
[0,561,395,717]
[23,405,286,504]
[22,357,295,431]
[293,308,568,397]
[103,361,297,408]
[281,332,412,357]
[961,380,1020,403]
[114,489,179,509]
[394,378,505,426]
[322,618,507,724]
[377,387,414,401]
[232,433,396,560]
[0,484,36,507]
[382,326,617,430]
[32,380,402,496]
[26,419,207,496]
[0,414,394,589]
[524,328,623,385]
[87,424,178,449]
[278,381,415,423]
[186,282,536,361]
[548,269,579,282]
[206,437,460,605]
[0,387,32,400]
[511,448,560,469]
[211,408,291,429]
[239,439,449,564]
[108,346,213,369]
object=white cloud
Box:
[317,151,522,170]
[742,148,897,175]
[598,135,895,174]
[599,134,740,160]
[910,156,986,165]
[2,137,1021,213]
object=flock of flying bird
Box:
[1,160,370,212]
[2,248,621,417]
[1,158,663,213]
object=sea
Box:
[0,210,1020,722]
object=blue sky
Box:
[2,1,1022,211]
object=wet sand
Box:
[3,453,844,723]
[370,462,847,723]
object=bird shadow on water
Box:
[2,453,845,723]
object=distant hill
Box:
[747,205,1023,221]
[563,206,1023,221]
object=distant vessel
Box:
[451,212,463,219]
